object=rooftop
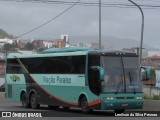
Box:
[40,47,99,54]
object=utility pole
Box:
[99,0,102,50]
[128,0,144,63]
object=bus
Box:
[5,47,150,113]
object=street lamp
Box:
[128,0,144,63]
[99,0,102,50]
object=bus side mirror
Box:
[146,68,151,80]
[91,66,104,81]
[141,67,151,81]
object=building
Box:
[0,38,14,48]
[61,35,69,47]
[91,43,104,49]
[77,43,84,47]
[43,40,55,48]
[0,51,6,76]
[18,40,26,50]
[141,56,160,68]
[141,56,160,86]
[147,50,160,57]
[122,48,137,53]
[32,40,44,49]
[54,39,65,48]
[122,47,148,59]
[143,77,156,86]
[32,39,55,49]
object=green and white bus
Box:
[5,47,150,113]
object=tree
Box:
[3,43,12,51]
[25,42,34,50]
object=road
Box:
[0,92,159,119]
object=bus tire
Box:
[63,106,70,110]
[81,97,89,113]
[21,93,30,108]
[114,109,125,114]
[30,93,40,109]
[48,105,59,109]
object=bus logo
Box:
[10,75,20,82]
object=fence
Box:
[143,85,160,97]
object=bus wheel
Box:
[30,93,40,109]
[63,106,70,110]
[114,109,125,114]
[21,93,30,108]
[81,97,89,113]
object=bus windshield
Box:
[101,56,142,93]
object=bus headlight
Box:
[136,97,143,99]
[107,97,114,100]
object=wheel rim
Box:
[31,94,37,108]
[81,98,88,111]
[22,94,27,107]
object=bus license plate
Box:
[122,103,128,107]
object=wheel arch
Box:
[29,89,38,101]
[78,92,89,107]
[20,89,26,101]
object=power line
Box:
[2,0,160,9]
[136,0,160,2]
[13,0,81,38]
[0,0,159,38]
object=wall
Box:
[143,85,160,97]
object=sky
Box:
[0,0,160,49]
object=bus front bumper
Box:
[101,100,143,110]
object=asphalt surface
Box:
[0,92,160,119]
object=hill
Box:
[0,29,14,39]
[69,35,154,50]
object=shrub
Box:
[152,95,160,100]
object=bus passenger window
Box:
[79,64,85,74]
[71,56,86,74]
[10,66,22,74]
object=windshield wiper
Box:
[129,72,136,94]
[115,74,123,94]
[121,57,126,93]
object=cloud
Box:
[0,0,160,49]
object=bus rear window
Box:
[7,59,22,74]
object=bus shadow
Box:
[49,108,114,116]
[16,105,115,117]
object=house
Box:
[43,40,55,48]
[0,38,14,48]
[0,51,6,76]
[141,56,160,86]
[141,56,160,68]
